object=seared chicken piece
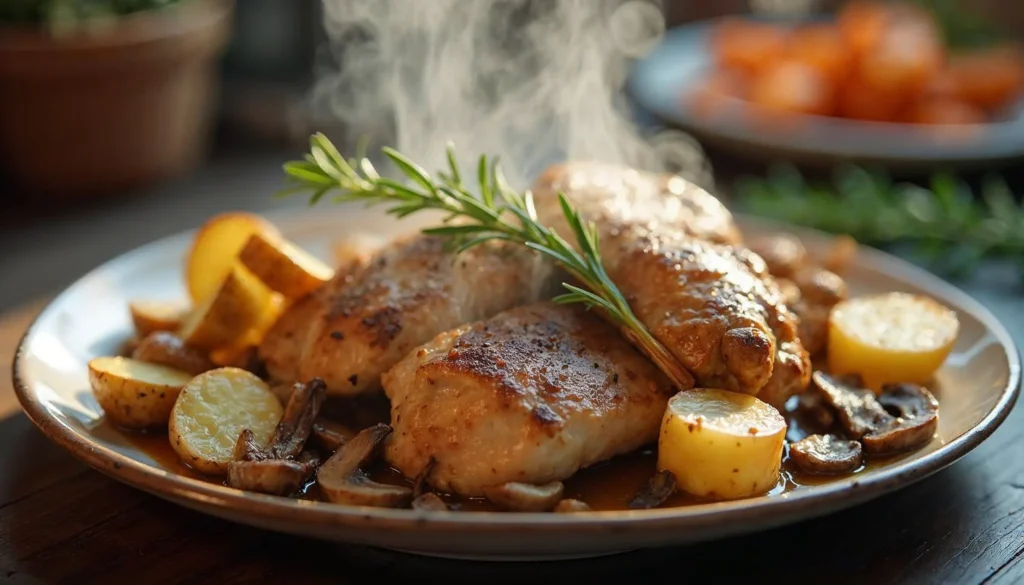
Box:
[383,302,674,496]
[603,225,809,407]
[748,234,848,356]
[260,234,558,396]
[532,162,810,407]
[532,160,742,245]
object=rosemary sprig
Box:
[734,164,1024,281]
[279,132,695,390]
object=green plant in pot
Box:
[0,0,234,202]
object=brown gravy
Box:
[118,393,909,512]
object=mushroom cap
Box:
[789,434,863,474]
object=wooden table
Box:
[2,288,1023,585]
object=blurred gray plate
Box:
[627,18,1024,170]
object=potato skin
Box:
[132,331,215,376]
[179,265,273,350]
[88,358,191,430]
[185,212,280,304]
[238,233,332,300]
[129,300,188,337]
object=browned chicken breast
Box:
[382,302,675,496]
[260,234,558,396]
[532,162,811,407]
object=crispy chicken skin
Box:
[260,234,558,396]
[603,225,809,407]
[382,302,674,496]
[532,162,810,407]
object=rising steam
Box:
[309,0,711,190]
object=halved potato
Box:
[658,388,786,500]
[178,264,274,351]
[185,212,280,304]
[129,300,189,337]
[169,367,283,474]
[238,232,334,300]
[827,292,959,391]
[88,356,193,429]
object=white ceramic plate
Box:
[627,18,1024,170]
[13,206,1020,560]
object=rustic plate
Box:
[627,17,1024,171]
[12,206,1020,560]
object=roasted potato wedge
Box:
[129,300,189,337]
[828,292,959,391]
[169,367,283,474]
[178,264,274,351]
[88,356,192,429]
[185,212,280,304]
[131,331,215,376]
[238,232,334,300]
[208,292,286,367]
[658,388,786,500]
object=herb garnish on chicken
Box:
[280,133,694,391]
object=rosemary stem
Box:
[281,133,698,391]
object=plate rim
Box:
[10,208,1022,536]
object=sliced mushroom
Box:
[413,457,437,498]
[863,383,939,455]
[628,470,676,509]
[789,434,863,474]
[310,419,354,454]
[317,423,413,508]
[268,378,327,459]
[226,458,317,496]
[411,492,449,511]
[812,372,939,456]
[812,371,893,439]
[796,390,836,432]
[233,428,268,462]
[553,498,592,513]
[482,481,564,512]
[227,379,327,495]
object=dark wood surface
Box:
[2,144,1024,584]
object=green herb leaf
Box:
[734,164,1024,281]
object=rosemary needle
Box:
[279,132,695,390]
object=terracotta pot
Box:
[0,0,234,202]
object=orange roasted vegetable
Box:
[946,45,1024,112]
[785,23,852,82]
[749,60,835,117]
[711,18,786,75]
